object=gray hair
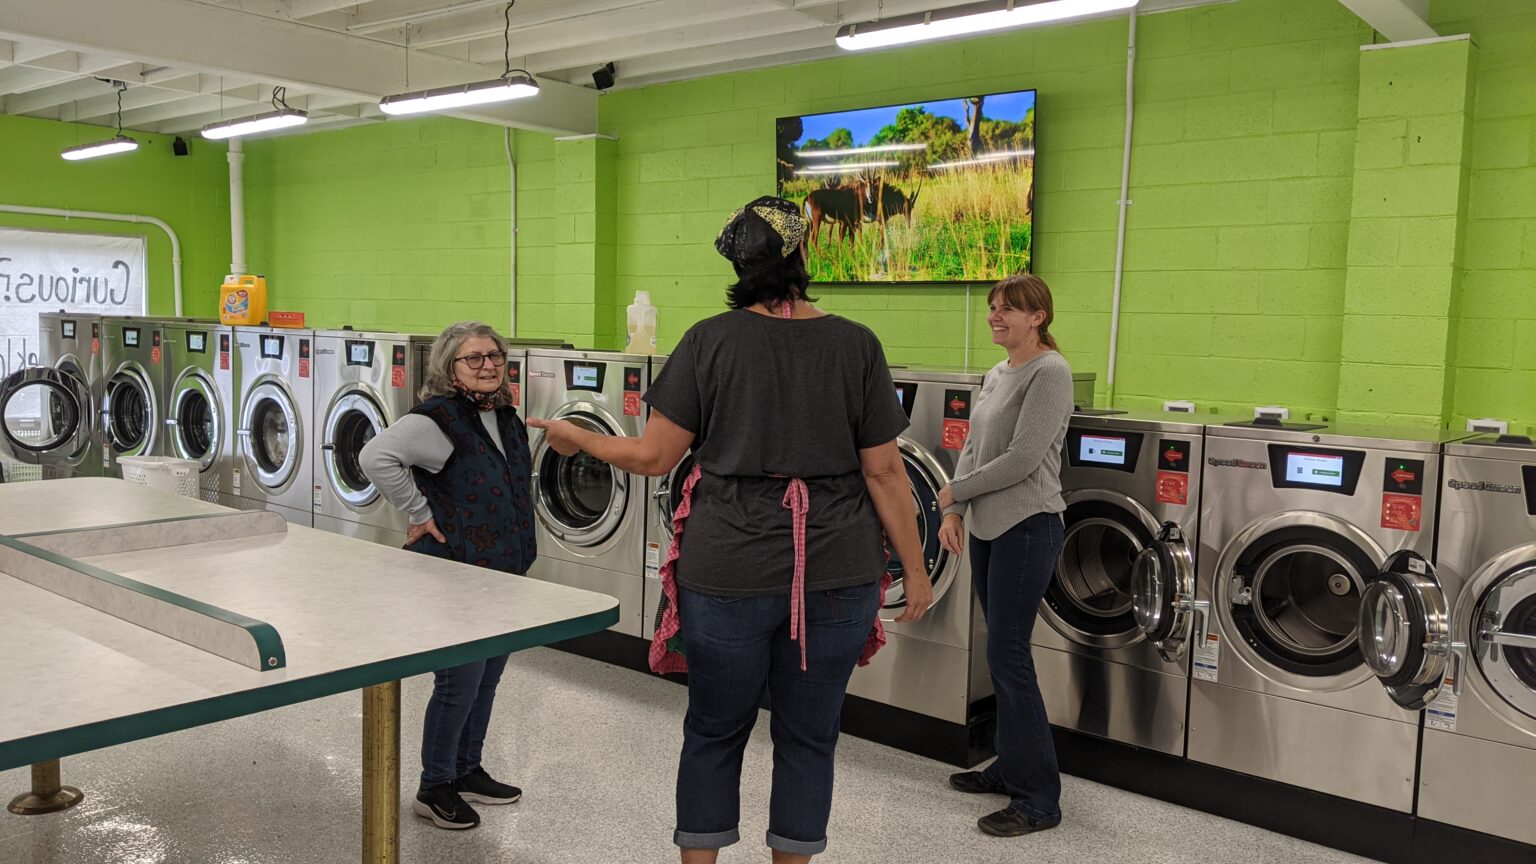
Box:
[420,321,515,408]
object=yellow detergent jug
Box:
[219,274,268,326]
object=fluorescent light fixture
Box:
[928,148,1036,169]
[837,0,1139,50]
[379,74,539,116]
[796,143,928,157]
[201,108,309,140]
[796,161,902,175]
[61,135,139,161]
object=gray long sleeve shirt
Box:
[358,411,505,525]
[944,351,1075,541]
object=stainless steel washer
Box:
[161,320,236,506]
[0,312,104,481]
[232,325,313,526]
[1036,411,1217,756]
[99,317,168,471]
[526,349,650,638]
[1188,420,1460,812]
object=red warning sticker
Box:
[942,418,969,450]
[1156,470,1190,505]
[510,383,521,408]
[299,358,311,379]
[390,365,405,388]
[623,391,642,417]
[1382,493,1422,532]
[150,346,161,365]
[91,338,100,355]
[219,352,230,370]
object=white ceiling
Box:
[0,0,1257,138]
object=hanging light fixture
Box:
[201,87,309,139]
[836,0,1139,51]
[379,0,539,116]
[61,80,139,161]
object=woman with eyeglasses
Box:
[359,320,535,832]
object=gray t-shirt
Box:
[644,310,908,596]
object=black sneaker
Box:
[978,807,1061,837]
[412,783,479,830]
[949,771,1007,795]
[456,767,522,805]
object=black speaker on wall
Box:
[172,136,189,156]
[593,62,616,91]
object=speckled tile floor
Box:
[0,647,1377,863]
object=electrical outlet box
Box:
[1163,400,1197,413]
[1467,418,1509,435]
[1254,406,1290,420]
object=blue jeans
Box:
[419,654,510,789]
[674,581,881,856]
[970,512,1065,821]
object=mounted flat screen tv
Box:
[776,88,1035,284]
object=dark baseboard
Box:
[1409,817,1536,864]
[548,629,653,673]
[840,695,996,768]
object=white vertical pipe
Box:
[504,127,518,337]
[1106,9,1137,404]
[227,138,246,275]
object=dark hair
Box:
[988,273,1059,351]
[725,254,816,310]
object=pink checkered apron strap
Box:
[648,464,702,675]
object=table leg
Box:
[7,760,84,815]
[362,680,401,864]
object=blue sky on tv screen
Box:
[792,89,1035,148]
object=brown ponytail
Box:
[988,273,1060,352]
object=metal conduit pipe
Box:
[1106,9,1138,404]
[0,204,184,316]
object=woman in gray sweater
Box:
[936,273,1075,838]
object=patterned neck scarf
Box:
[453,379,499,412]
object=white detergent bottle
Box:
[626,290,657,355]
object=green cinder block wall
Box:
[0,113,232,317]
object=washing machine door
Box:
[167,370,221,471]
[655,451,699,540]
[1131,521,1202,663]
[1219,512,1382,681]
[534,404,628,546]
[103,364,157,457]
[880,439,957,616]
[1470,556,1536,722]
[323,389,385,508]
[1045,489,1159,647]
[0,367,93,468]
[239,380,302,491]
[1357,550,1451,710]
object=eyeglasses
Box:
[454,351,507,370]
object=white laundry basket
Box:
[118,455,201,499]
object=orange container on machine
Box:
[219,274,268,326]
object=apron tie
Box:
[782,477,810,672]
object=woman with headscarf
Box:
[531,196,931,864]
[360,320,535,831]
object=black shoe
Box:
[978,807,1061,837]
[455,767,522,805]
[949,771,1007,795]
[412,784,480,830]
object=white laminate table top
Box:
[0,477,229,536]
[0,480,618,769]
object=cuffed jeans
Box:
[971,511,1065,821]
[419,653,510,789]
[674,580,881,856]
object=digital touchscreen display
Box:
[346,341,374,367]
[1080,434,1128,466]
[123,328,140,348]
[571,365,598,388]
[1286,452,1345,487]
[61,321,76,339]
[260,335,284,359]
[186,332,207,353]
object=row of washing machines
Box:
[10,315,1535,848]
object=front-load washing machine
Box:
[100,316,168,471]
[1358,434,1536,844]
[526,348,649,638]
[1188,420,1459,812]
[232,325,313,526]
[312,329,440,546]
[845,368,992,727]
[160,320,236,506]
[1036,410,1218,756]
[0,312,104,481]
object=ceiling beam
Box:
[0,0,597,134]
[602,27,839,86]
[1336,0,1437,41]
[61,75,212,122]
[5,76,124,115]
[401,0,665,48]
[285,0,382,18]
[347,0,510,35]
